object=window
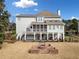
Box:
[41,25,43,31]
[60,25,63,29]
[37,17,44,22]
[53,25,55,29]
[57,25,59,29]
[49,20,52,22]
[37,25,39,31]
[33,25,36,32]
[49,25,51,30]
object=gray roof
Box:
[16,11,60,18]
[31,20,65,25]
[45,20,65,25]
[16,14,35,17]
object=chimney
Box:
[57,10,61,16]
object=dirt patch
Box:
[0,41,79,59]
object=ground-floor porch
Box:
[18,32,64,41]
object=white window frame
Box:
[37,17,44,22]
[49,25,52,30]
[53,25,55,30]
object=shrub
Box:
[0,33,4,44]
[12,30,16,35]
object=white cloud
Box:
[13,0,38,8]
[71,16,79,19]
[34,8,38,11]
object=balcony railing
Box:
[33,28,47,32]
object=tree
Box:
[0,0,5,15]
[0,11,10,31]
[71,19,78,31]
[63,18,78,35]
[9,20,16,31]
[0,0,10,31]
[0,0,10,44]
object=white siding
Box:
[16,17,36,34]
[47,25,64,33]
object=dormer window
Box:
[36,17,44,22]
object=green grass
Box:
[65,35,79,42]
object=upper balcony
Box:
[26,23,47,32]
[32,24,47,32]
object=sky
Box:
[5,0,79,22]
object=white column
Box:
[63,33,64,40]
[24,26,26,40]
[25,33,26,40]
[40,33,42,40]
[40,25,41,31]
[47,33,48,40]
[58,33,59,40]
[34,32,36,40]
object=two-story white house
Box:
[16,10,65,41]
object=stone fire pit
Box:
[28,43,58,54]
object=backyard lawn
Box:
[0,41,79,59]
